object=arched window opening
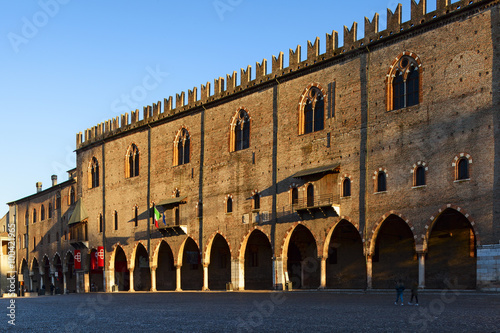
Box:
[33,209,37,223]
[114,211,118,230]
[174,129,190,166]
[342,178,351,197]
[301,87,324,134]
[291,187,298,205]
[457,158,469,180]
[377,172,387,192]
[226,197,233,213]
[70,187,76,205]
[41,205,45,221]
[48,203,52,219]
[233,110,250,151]
[99,214,103,233]
[253,193,260,210]
[389,55,420,111]
[414,166,426,186]
[89,157,100,188]
[127,144,140,178]
[134,206,138,227]
[307,184,314,207]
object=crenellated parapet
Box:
[76,0,490,150]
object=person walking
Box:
[395,279,405,305]
[408,281,419,305]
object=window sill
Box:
[411,185,427,189]
[374,191,387,195]
[454,178,470,183]
[341,196,351,199]
[225,212,233,215]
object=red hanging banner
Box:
[74,250,81,270]
[97,246,104,268]
[90,250,98,270]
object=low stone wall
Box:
[477,244,500,291]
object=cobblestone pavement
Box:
[1,290,499,332]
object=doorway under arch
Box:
[326,220,366,289]
[244,230,273,290]
[114,246,129,291]
[286,225,320,289]
[156,241,176,291]
[134,243,151,291]
[372,215,418,289]
[208,234,231,290]
[181,238,203,290]
[426,209,476,289]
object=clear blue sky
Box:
[0,0,442,216]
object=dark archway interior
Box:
[134,244,151,291]
[115,247,130,291]
[209,234,231,290]
[89,249,104,292]
[53,255,64,294]
[66,254,76,293]
[426,209,476,289]
[372,215,418,289]
[244,230,273,290]
[287,225,320,289]
[181,238,203,290]
[327,221,367,289]
[156,241,176,291]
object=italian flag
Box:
[153,206,161,228]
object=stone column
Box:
[202,263,210,291]
[274,257,284,290]
[84,272,90,293]
[320,257,327,289]
[63,272,67,294]
[129,268,135,292]
[106,269,115,292]
[231,258,245,290]
[29,272,34,291]
[150,266,157,292]
[75,273,80,293]
[175,264,182,291]
[366,255,372,290]
[417,250,426,289]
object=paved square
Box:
[2,291,499,332]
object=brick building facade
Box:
[10,0,500,293]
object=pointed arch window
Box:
[230,109,250,152]
[457,158,469,180]
[89,157,100,188]
[69,187,76,205]
[126,144,140,178]
[134,206,139,227]
[387,54,421,111]
[306,184,315,207]
[48,203,52,219]
[99,214,103,233]
[114,211,118,230]
[342,177,351,197]
[252,193,260,210]
[300,86,325,135]
[41,205,45,221]
[174,128,190,166]
[33,208,37,223]
[377,171,387,192]
[414,166,426,186]
[291,187,299,206]
[226,196,233,213]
